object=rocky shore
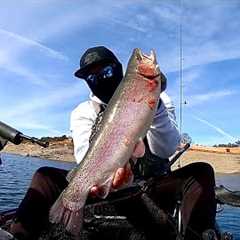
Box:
[2,140,240,174]
[2,139,75,162]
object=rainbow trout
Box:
[49,48,162,237]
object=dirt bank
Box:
[2,141,240,174]
[2,139,75,162]
[171,149,240,174]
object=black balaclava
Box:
[75,46,123,104]
[86,61,123,104]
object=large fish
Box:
[49,48,162,237]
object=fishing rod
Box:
[0,121,49,148]
[168,143,190,168]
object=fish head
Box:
[131,48,161,79]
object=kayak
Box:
[0,180,239,240]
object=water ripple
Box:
[0,153,75,211]
[0,154,239,239]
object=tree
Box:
[235,140,240,146]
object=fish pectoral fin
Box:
[96,174,114,199]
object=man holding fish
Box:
[8,47,217,240]
[70,46,180,192]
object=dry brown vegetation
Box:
[3,139,75,162]
[172,149,240,174]
[2,141,240,174]
[189,145,240,155]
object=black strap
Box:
[89,104,106,144]
[99,104,106,113]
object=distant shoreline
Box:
[2,141,240,174]
[2,139,75,162]
[172,150,240,175]
[1,152,75,164]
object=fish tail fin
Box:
[49,192,86,238]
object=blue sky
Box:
[0,0,239,146]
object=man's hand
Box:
[90,139,145,197]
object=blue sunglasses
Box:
[86,65,114,83]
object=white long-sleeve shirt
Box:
[70,92,180,164]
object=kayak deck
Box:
[1,183,239,240]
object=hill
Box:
[2,140,240,174]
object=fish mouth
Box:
[135,48,157,65]
[135,48,160,78]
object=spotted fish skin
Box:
[49,48,162,238]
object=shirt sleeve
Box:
[70,101,97,164]
[146,92,181,159]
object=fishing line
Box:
[178,0,184,169]
[185,106,239,144]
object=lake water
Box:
[0,153,239,239]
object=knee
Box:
[195,162,214,176]
[31,167,52,186]
[192,162,215,186]
[35,166,53,176]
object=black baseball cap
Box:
[161,72,167,92]
[74,46,120,79]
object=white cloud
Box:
[181,39,240,72]
[139,1,240,73]
[32,1,136,41]
[111,18,147,33]
[191,114,238,143]
[15,121,62,135]
[183,70,201,85]
[186,90,236,107]
[0,61,49,86]
[1,82,88,119]
[0,28,68,61]
[169,68,203,102]
[0,27,69,86]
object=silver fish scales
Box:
[49,48,162,238]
